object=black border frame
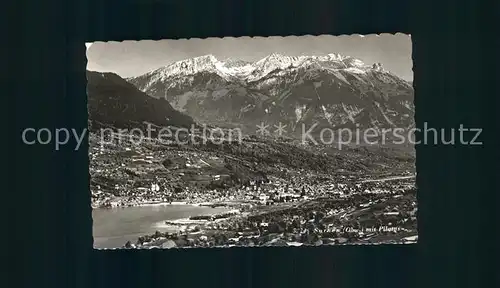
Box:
[8,0,496,287]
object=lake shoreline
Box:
[91,199,230,210]
[92,202,234,249]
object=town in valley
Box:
[87,34,417,249]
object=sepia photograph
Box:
[87,34,417,249]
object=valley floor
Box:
[90,133,417,248]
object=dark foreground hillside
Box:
[87,71,196,132]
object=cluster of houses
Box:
[129,181,417,248]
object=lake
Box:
[92,204,229,249]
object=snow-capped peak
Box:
[154,54,220,77]
[251,54,312,79]
[342,57,366,68]
[255,53,297,68]
[372,62,384,72]
[326,53,344,60]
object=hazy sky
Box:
[86,33,413,81]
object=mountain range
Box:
[127,53,414,136]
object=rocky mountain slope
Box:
[87,71,195,132]
[128,53,414,136]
